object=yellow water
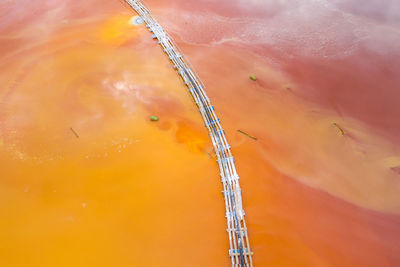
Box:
[0,3,227,266]
[1,0,400,266]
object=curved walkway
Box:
[124,1,253,266]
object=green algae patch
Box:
[150,116,159,122]
[249,75,257,81]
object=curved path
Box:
[124,1,253,266]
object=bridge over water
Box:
[124,1,253,266]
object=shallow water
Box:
[1,0,399,266]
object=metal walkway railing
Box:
[124,1,253,266]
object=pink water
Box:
[1,0,400,266]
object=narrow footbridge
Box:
[124,1,253,266]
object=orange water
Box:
[1,0,400,266]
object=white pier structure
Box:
[124,1,253,266]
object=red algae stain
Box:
[281,50,400,143]
[239,147,400,266]
[152,0,400,265]
[154,0,400,142]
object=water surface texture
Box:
[1,0,400,266]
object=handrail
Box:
[124,1,253,266]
